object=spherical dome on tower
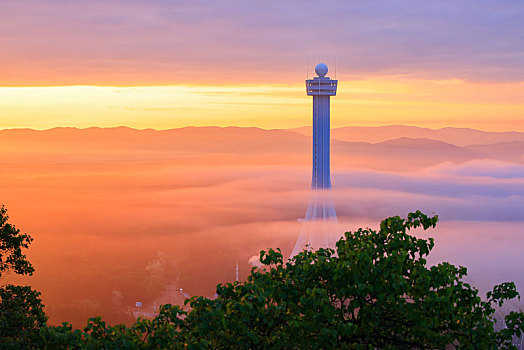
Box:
[315,63,328,77]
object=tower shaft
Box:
[312,95,331,189]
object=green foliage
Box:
[40,306,188,349]
[0,206,48,349]
[0,205,34,277]
[41,210,524,349]
[0,285,48,349]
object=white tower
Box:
[291,63,339,257]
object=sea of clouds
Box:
[1,127,522,325]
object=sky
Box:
[1,0,524,130]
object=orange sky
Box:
[1,77,523,131]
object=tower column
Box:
[312,95,331,189]
[306,63,337,192]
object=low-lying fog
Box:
[1,126,522,326]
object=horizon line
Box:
[1,124,523,134]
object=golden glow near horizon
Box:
[1,78,523,131]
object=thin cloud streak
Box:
[1,82,523,131]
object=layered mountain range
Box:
[1,125,522,171]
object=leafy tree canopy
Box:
[0,205,34,278]
[0,285,48,349]
[0,206,47,349]
[42,211,524,349]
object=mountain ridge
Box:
[1,126,522,170]
[289,125,524,146]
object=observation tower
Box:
[306,63,337,192]
[291,63,339,257]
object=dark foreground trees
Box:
[38,211,524,349]
[0,206,47,349]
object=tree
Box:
[0,285,48,349]
[0,205,47,349]
[0,205,34,277]
[42,211,524,349]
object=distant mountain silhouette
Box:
[0,126,307,153]
[331,137,487,171]
[289,125,524,146]
[466,141,524,162]
[1,126,521,171]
